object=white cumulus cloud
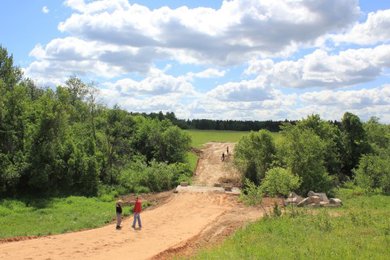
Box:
[332,9,390,45]
[245,45,390,88]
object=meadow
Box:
[192,189,390,259]
[185,129,250,148]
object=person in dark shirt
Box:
[116,200,123,229]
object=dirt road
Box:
[0,142,266,260]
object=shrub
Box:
[118,159,192,193]
[260,167,301,197]
[355,154,390,194]
[240,178,263,206]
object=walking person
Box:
[221,152,225,161]
[116,200,123,230]
[226,146,229,154]
[132,196,142,230]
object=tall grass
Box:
[0,196,132,239]
[186,152,198,172]
[193,189,390,259]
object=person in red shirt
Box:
[132,196,142,230]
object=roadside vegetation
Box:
[197,109,390,259]
[193,189,390,259]
[0,196,130,239]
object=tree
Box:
[279,125,332,194]
[161,126,191,163]
[364,117,390,154]
[340,112,370,179]
[99,106,136,184]
[296,114,342,177]
[0,46,23,89]
[234,130,276,185]
[0,47,28,194]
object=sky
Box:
[1,0,390,122]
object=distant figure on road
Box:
[132,196,142,230]
[226,146,229,154]
[221,152,225,161]
[116,200,123,230]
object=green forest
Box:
[0,46,192,197]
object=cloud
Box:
[57,0,359,65]
[207,77,278,102]
[295,85,390,121]
[184,68,226,81]
[42,6,50,14]
[300,85,390,108]
[27,0,360,84]
[245,45,390,88]
[212,85,390,121]
[332,9,390,45]
[26,37,159,81]
[105,67,194,96]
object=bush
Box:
[118,159,192,193]
[260,167,301,197]
[355,154,390,194]
[240,179,263,206]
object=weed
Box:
[272,203,282,217]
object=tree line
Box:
[132,111,297,132]
[0,46,191,197]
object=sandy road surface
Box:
[194,142,240,187]
[0,142,267,260]
[0,193,239,260]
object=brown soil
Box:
[0,142,280,260]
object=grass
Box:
[0,196,132,239]
[192,189,390,259]
[185,129,250,148]
[186,151,198,172]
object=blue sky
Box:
[1,0,390,122]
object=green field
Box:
[192,189,390,259]
[185,129,251,148]
[0,196,132,239]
